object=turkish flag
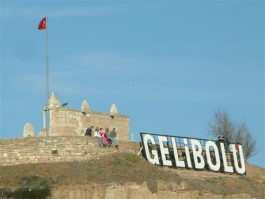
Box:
[38,17,47,30]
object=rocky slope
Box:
[0,152,264,199]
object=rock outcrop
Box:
[51,182,254,199]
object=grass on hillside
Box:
[0,153,181,194]
[0,152,264,198]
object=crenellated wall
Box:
[0,137,140,166]
[47,108,129,141]
[38,93,130,141]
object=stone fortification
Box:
[0,136,139,166]
[38,93,129,141]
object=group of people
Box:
[216,135,230,151]
[85,126,119,148]
[217,135,242,153]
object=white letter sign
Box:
[140,133,246,175]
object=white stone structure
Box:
[23,123,34,137]
[81,100,90,112]
[110,104,118,114]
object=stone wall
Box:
[0,137,140,166]
[38,93,130,141]
[49,108,129,141]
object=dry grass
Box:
[0,152,264,198]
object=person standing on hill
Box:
[105,128,112,145]
[110,128,119,149]
[94,127,103,147]
[99,128,109,146]
[85,126,94,136]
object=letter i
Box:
[183,139,192,168]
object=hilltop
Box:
[0,151,264,199]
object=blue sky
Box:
[0,1,264,168]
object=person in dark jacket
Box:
[85,126,94,136]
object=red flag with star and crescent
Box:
[38,17,47,30]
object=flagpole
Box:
[46,16,50,136]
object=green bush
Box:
[0,176,51,199]
[0,188,13,198]
[12,186,51,199]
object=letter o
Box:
[205,141,220,171]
